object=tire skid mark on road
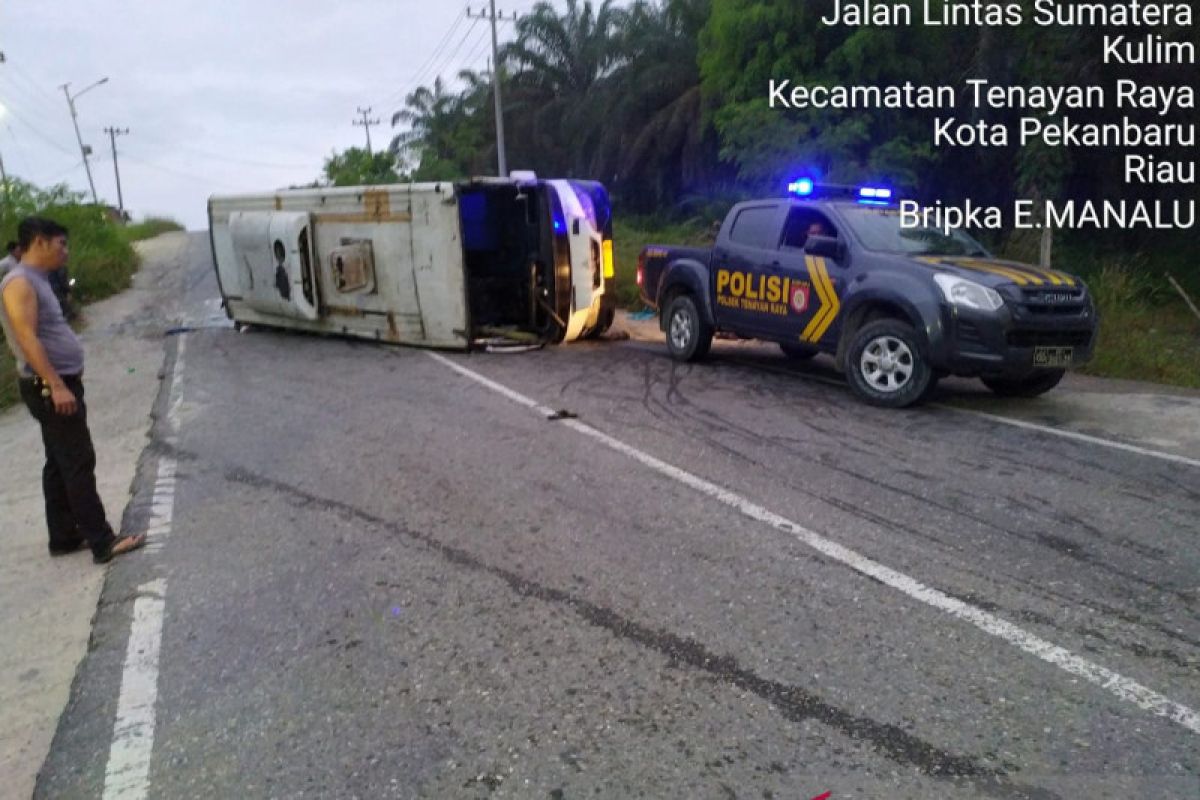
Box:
[214,461,1052,800]
[722,365,1193,599]
[428,351,1200,738]
[632,342,1200,483]
[726,347,1200,472]
[612,350,1198,558]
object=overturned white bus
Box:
[208,175,616,349]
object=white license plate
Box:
[1033,346,1073,367]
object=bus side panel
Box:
[408,186,470,348]
[209,185,470,350]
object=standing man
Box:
[0,217,144,563]
[0,241,20,277]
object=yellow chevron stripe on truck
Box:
[916,256,1078,288]
[800,256,840,343]
[917,257,1035,286]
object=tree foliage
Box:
[315,0,1190,256]
[321,148,402,186]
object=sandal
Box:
[94,533,147,564]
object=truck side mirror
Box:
[805,235,843,261]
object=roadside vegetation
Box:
[0,178,184,410]
[612,217,715,308]
[122,217,186,242]
[1074,265,1200,389]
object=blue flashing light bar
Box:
[787,178,815,197]
[786,179,898,203]
[858,186,893,200]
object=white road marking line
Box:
[102,338,187,797]
[102,579,167,800]
[144,458,177,550]
[428,351,1200,735]
[935,404,1200,469]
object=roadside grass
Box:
[1076,265,1200,389]
[613,217,715,308]
[121,217,186,242]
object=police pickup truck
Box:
[637,182,1098,407]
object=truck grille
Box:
[1017,286,1089,316]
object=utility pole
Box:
[467,3,515,177]
[0,52,7,206]
[104,126,130,216]
[60,77,108,205]
[354,106,380,154]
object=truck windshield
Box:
[839,206,988,257]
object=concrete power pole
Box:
[467,3,514,177]
[60,77,108,205]
[354,106,380,155]
[0,52,6,206]
[104,126,130,216]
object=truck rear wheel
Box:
[981,370,1065,398]
[664,294,712,362]
[845,319,932,408]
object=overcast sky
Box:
[1,1,534,229]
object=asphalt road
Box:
[36,233,1200,799]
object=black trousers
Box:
[18,374,115,557]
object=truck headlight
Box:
[934,274,1004,312]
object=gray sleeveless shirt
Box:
[0,264,85,377]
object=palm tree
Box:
[595,0,720,209]
[502,0,629,176]
[389,77,472,178]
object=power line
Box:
[117,150,242,190]
[391,15,482,124]
[378,11,468,110]
[424,16,483,92]
[464,27,496,71]
[0,99,78,157]
[44,159,88,185]
[128,130,315,170]
[167,146,313,170]
[5,61,64,116]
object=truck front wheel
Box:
[664,294,712,361]
[845,319,932,408]
[981,370,1065,398]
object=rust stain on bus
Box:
[315,190,412,223]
